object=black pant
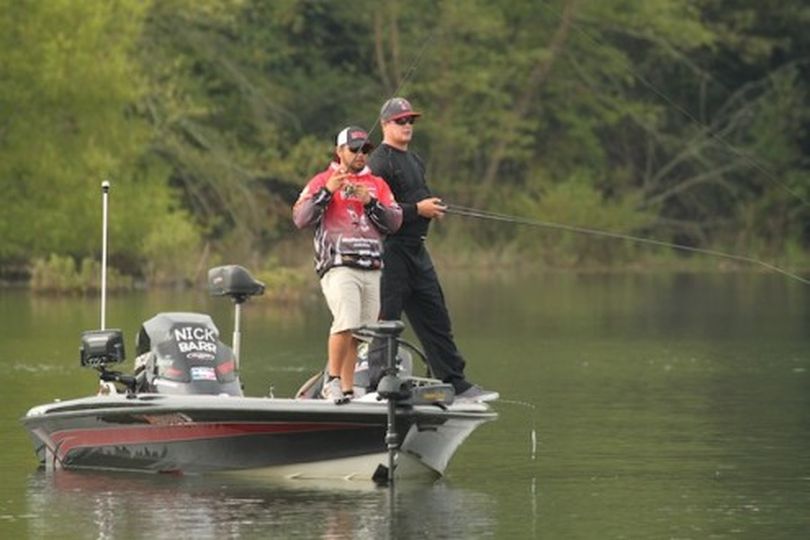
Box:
[369,239,470,393]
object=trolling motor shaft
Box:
[360,320,409,486]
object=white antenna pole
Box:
[100,181,110,330]
[233,303,242,371]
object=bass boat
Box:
[21,265,496,482]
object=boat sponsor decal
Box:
[173,325,218,355]
[190,366,217,381]
[47,421,373,462]
[187,352,216,361]
[134,413,193,426]
[419,389,452,402]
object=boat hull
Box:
[22,394,495,480]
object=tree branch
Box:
[373,9,393,94]
[642,161,748,209]
[474,0,578,207]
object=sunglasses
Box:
[346,144,371,154]
[392,116,416,125]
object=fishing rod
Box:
[342,15,809,286]
[444,203,810,286]
[342,26,440,173]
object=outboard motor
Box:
[135,312,243,396]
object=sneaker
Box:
[321,377,349,404]
[456,384,500,402]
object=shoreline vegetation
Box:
[10,235,808,298]
[1,2,808,300]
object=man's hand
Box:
[325,169,350,193]
[416,197,447,219]
[353,184,372,205]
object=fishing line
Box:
[345,24,440,171]
[537,1,810,209]
[496,399,538,461]
[445,204,810,286]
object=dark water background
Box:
[2,271,809,539]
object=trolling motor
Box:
[370,321,411,402]
[361,321,457,484]
[357,321,456,485]
[360,320,407,486]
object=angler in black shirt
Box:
[367,97,499,402]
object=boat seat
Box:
[208,265,265,302]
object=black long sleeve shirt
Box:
[368,143,432,241]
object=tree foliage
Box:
[0,0,200,282]
[1,0,808,280]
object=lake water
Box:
[1,271,809,539]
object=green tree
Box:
[0,0,201,282]
[2,0,808,279]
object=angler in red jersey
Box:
[293,126,402,403]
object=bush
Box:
[255,265,314,304]
[30,254,132,294]
[141,212,202,286]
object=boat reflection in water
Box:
[25,469,496,539]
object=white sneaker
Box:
[456,385,500,402]
[321,377,349,404]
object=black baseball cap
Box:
[336,126,373,152]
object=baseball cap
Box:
[380,97,422,122]
[336,126,373,152]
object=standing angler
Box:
[293,126,402,403]
[368,97,498,402]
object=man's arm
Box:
[363,179,402,234]
[368,149,419,224]
[292,176,331,229]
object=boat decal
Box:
[135,413,193,425]
[48,421,371,461]
[174,325,218,355]
[31,427,63,467]
[187,352,216,361]
[190,366,216,381]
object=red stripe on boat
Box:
[51,421,367,461]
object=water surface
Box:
[2,271,809,538]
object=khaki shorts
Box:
[320,266,381,334]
